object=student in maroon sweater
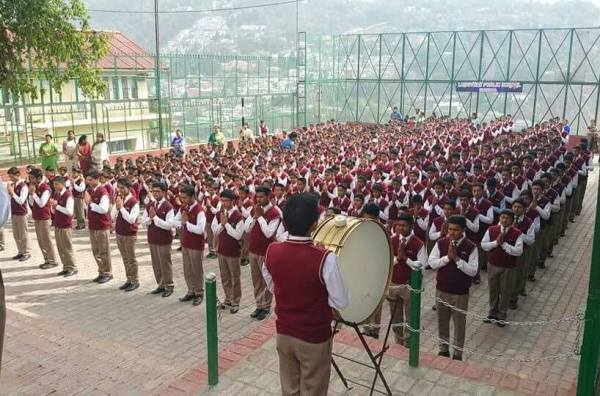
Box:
[84,170,112,283]
[49,176,77,277]
[111,177,140,292]
[388,213,427,346]
[428,215,478,361]
[28,168,57,269]
[481,209,523,326]
[263,192,348,396]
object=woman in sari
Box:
[90,133,109,171]
[77,134,91,174]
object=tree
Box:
[0,0,108,101]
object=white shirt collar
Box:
[288,235,312,241]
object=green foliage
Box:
[0,0,108,101]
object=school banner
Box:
[456,82,523,93]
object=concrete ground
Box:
[0,170,594,395]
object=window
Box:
[121,77,129,99]
[131,78,139,99]
[112,78,120,100]
[108,139,133,153]
[103,78,110,99]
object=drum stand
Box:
[331,303,397,396]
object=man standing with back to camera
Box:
[263,192,349,395]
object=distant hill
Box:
[85,0,600,55]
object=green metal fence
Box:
[301,28,600,133]
[0,53,296,167]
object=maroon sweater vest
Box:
[10,181,28,216]
[52,190,73,229]
[410,207,428,243]
[486,225,522,268]
[181,203,206,251]
[515,216,533,248]
[431,216,448,240]
[435,237,476,295]
[391,234,424,284]
[147,200,173,245]
[217,209,243,257]
[265,240,332,343]
[205,195,220,223]
[249,206,280,256]
[88,186,110,231]
[31,183,52,221]
[115,196,139,236]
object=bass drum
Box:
[313,215,393,324]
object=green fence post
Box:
[408,269,423,368]
[205,272,219,387]
[576,171,600,395]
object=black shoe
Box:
[12,254,23,260]
[509,300,518,310]
[519,290,528,297]
[527,275,536,282]
[250,308,261,318]
[63,269,78,277]
[219,302,231,310]
[19,254,31,262]
[150,287,166,295]
[119,282,132,290]
[255,309,270,321]
[438,351,450,358]
[473,275,481,285]
[57,270,69,276]
[240,258,249,267]
[206,252,217,259]
[452,355,462,361]
[361,329,379,339]
[177,246,182,251]
[230,304,240,314]
[179,293,194,302]
[97,275,113,284]
[569,219,575,223]
[537,262,546,269]
[162,289,174,297]
[40,262,58,270]
[192,295,203,306]
[124,283,139,292]
[92,275,102,283]
[483,315,497,324]
[496,321,506,328]
[432,304,437,311]
[0,246,4,251]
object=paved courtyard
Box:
[0,170,595,395]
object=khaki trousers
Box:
[387,284,411,345]
[89,229,112,276]
[241,234,250,260]
[34,219,57,264]
[364,302,383,335]
[513,246,531,299]
[205,222,216,253]
[149,243,174,289]
[54,227,75,271]
[11,215,29,255]
[487,264,516,320]
[182,247,204,296]
[276,334,332,396]
[218,255,241,305]
[116,235,138,283]
[249,253,272,309]
[74,198,86,227]
[436,289,469,358]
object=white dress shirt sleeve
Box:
[480,230,499,251]
[427,242,450,269]
[479,206,494,225]
[455,248,479,277]
[224,218,244,241]
[73,180,86,193]
[141,208,151,227]
[33,189,51,208]
[536,202,551,220]
[322,253,350,310]
[13,184,29,205]
[90,194,109,214]
[120,204,139,225]
[502,234,523,256]
[186,211,206,235]
[257,216,280,239]
[153,209,174,230]
[466,215,479,233]
[523,223,535,246]
[55,196,74,217]
[428,222,441,241]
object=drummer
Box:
[263,192,349,395]
[388,213,427,346]
[428,215,478,361]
